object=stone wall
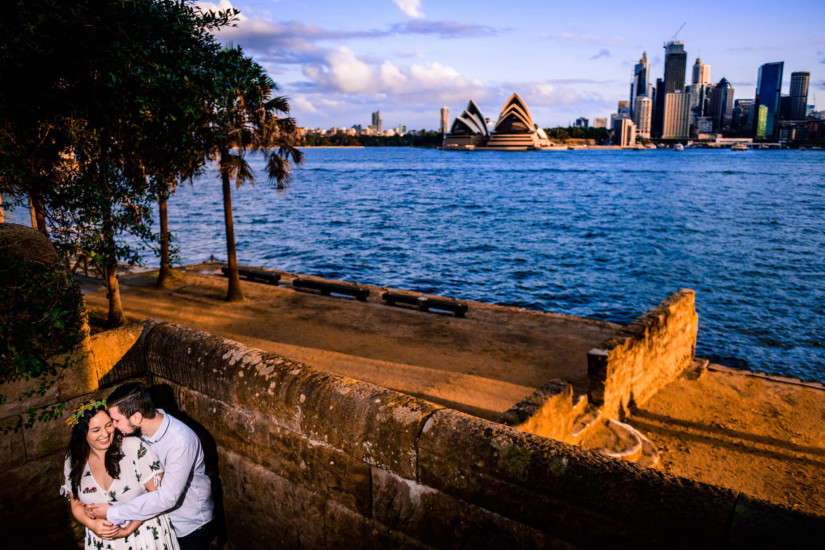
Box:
[2,319,823,549]
[495,380,582,443]
[588,289,699,420]
[0,321,153,547]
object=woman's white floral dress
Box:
[61,436,179,550]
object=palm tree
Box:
[213,48,303,302]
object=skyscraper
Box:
[790,72,810,120]
[663,41,687,94]
[659,42,688,138]
[754,62,783,139]
[709,78,734,134]
[662,92,691,140]
[629,51,650,117]
[691,58,710,85]
[633,96,652,138]
[440,106,449,133]
[371,110,383,134]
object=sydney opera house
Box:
[442,93,555,150]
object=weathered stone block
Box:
[1,450,65,511]
[219,447,326,549]
[95,320,158,387]
[0,492,80,547]
[143,323,240,405]
[419,408,736,549]
[589,289,698,419]
[0,416,25,470]
[263,423,372,516]
[325,500,434,550]
[497,380,577,442]
[0,372,59,418]
[372,466,573,549]
[727,494,825,549]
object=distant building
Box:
[652,42,688,139]
[779,95,792,120]
[691,58,710,86]
[440,106,449,133]
[754,62,783,139]
[593,117,608,129]
[732,99,754,134]
[694,116,713,135]
[442,93,553,150]
[789,72,810,120]
[442,100,490,148]
[663,41,687,94]
[709,78,734,134]
[633,96,652,138]
[574,117,589,128]
[613,117,637,147]
[630,51,650,118]
[371,110,383,134]
[662,91,691,140]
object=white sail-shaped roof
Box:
[449,100,490,136]
[493,93,536,134]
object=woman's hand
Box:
[89,518,120,540]
[112,520,142,539]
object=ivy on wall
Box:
[0,252,87,427]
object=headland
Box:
[78,263,825,515]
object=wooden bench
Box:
[293,278,370,302]
[221,266,281,286]
[382,292,468,318]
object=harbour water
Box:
[8,148,825,381]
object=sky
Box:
[197,0,825,131]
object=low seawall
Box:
[2,318,821,549]
[588,289,698,419]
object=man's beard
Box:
[124,425,142,437]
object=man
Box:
[86,382,216,550]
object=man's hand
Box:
[86,502,111,520]
[89,518,119,540]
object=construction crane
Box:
[664,22,686,47]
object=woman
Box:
[60,399,179,550]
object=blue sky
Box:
[198,0,825,130]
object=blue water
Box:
[7,147,824,381]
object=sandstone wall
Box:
[0,321,154,547]
[495,380,581,443]
[588,289,698,420]
[3,318,822,549]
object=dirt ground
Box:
[81,264,825,515]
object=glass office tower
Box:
[754,62,783,139]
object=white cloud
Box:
[380,61,408,91]
[393,0,424,19]
[292,95,320,114]
[307,47,375,93]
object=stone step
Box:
[571,404,601,443]
[578,419,659,467]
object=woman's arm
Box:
[112,471,165,539]
[70,496,120,540]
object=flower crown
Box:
[65,399,107,428]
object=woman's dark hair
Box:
[66,404,123,498]
[107,382,157,419]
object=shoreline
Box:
[78,263,825,514]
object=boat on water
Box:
[673,143,684,151]
[731,143,748,151]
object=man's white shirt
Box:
[107,409,213,537]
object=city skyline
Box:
[197,0,825,130]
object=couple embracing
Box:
[61,382,217,550]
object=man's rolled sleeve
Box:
[107,443,195,524]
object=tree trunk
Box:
[30,192,47,234]
[221,147,244,302]
[156,181,172,288]
[0,193,4,223]
[99,143,126,327]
